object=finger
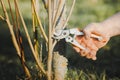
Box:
[86,53,93,59]
[86,49,96,59]
[73,46,80,53]
[92,56,97,60]
[75,35,83,43]
[80,48,90,56]
[90,50,97,60]
[83,23,99,40]
[83,38,98,51]
[81,50,87,56]
[83,29,91,40]
[78,42,87,56]
[93,37,109,48]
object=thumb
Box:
[83,23,99,40]
[83,29,91,40]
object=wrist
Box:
[100,20,120,38]
[100,12,120,37]
[90,22,111,39]
[100,22,112,38]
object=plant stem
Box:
[0,15,4,20]
[7,0,16,27]
[62,0,76,29]
[20,50,31,78]
[14,0,31,78]
[32,0,48,43]
[14,0,46,75]
[52,0,61,29]
[0,0,21,57]
[32,0,40,62]
[47,0,53,80]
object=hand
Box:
[73,23,110,60]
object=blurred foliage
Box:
[0,0,120,79]
[66,0,120,79]
[68,0,120,28]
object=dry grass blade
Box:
[14,0,46,75]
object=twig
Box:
[52,0,64,29]
[42,0,48,10]
[47,0,53,80]
[0,15,4,20]
[62,0,76,29]
[52,40,57,52]
[32,0,48,43]
[52,0,66,51]
[32,0,40,61]
[13,0,31,78]
[0,0,21,57]
[14,0,46,75]
[7,0,16,27]
[32,1,45,78]
[52,0,76,61]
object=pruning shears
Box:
[53,28,102,50]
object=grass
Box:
[66,69,120,80]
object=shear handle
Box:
[69,28,102,41]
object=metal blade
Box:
[53,30,70,39]
[65,36,86,50]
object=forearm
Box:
[100,12,120,37]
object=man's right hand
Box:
[73,23,110,60]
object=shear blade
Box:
[65,36,86,50]
[53,30,70,39]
